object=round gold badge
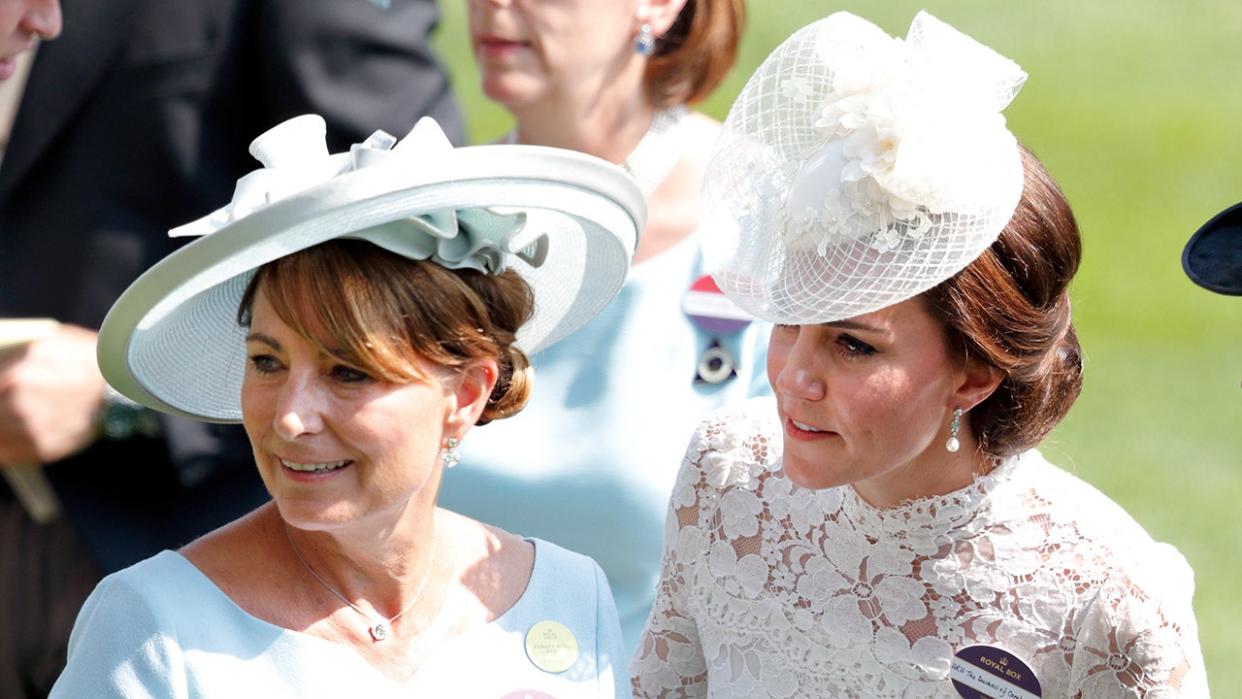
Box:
[524,620,579,674]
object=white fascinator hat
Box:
[98,115,645,422]
[702,11,1027,323]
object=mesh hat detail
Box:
[701,11,1027,324]
[97,115,645,422]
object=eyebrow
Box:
[245,332,281,350]
[824,319,885,334]
[245,331,352,363]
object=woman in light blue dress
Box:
[51,115,643,697]
[443,0,769,651]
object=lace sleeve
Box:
[1068,545,1209,698]
[631,401,778,698]
[631,430,712,698]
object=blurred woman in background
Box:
[442,0,770,651]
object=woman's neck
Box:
[283,501,442,621]
[850,432,997,509]
[508,85,658,165]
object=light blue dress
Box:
[52,539,629,698]
[439,234,772,651]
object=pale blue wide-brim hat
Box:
[98,115,645,422]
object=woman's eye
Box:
[249,354,281,374]
[330,365,372,384]
[837,334,877,358]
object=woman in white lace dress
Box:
[631,11,1209,698]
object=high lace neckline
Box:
[632,400,1207,698]
[838,453,1021,543]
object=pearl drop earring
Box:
[945,408,963,453]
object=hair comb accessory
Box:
[701,11,1027,324]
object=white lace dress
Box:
[631,399,1208,698]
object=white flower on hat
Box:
[787,12,1025,255]
[702,11,1028,324]
[780,76,815,105]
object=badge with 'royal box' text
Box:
[950,645,1041,699]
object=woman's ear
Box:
[637,0,690,37]
[952,356,1003,411]
[444,358,499,437]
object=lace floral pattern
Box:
[632,399,1208,698]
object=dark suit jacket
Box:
[0,0,462,572]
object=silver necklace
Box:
[284,516,439,642]
[504,106,690,196]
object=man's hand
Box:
[0,324,106,464]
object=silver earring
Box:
[945,408,963,453]
[442,437,461,469]
[634,23,656,56]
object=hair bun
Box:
[480,345,533,425]
[924,146,1083,458]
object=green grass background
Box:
[435,1,1241,689]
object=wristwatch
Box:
[96,385,161,441]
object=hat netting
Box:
[702,11,1028,324]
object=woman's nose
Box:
[21,0,62,42]
[774,338,826,402]
[273,376,325,440]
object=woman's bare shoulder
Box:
[178,502,291,615]
[431,509,535,634]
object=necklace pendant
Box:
[369,622,390,642]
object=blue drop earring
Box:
[634,23,656,56]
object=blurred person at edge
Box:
[0,0,58,81]
[1182,201,1242,298]
[0,1,459,696]
[440,0,771,652]
[631,11,1208,697]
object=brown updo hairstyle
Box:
[922,145,1083,459]
[236,240,534,425]
[646,0,745,108]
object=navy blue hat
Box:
[1183,202,1242,296]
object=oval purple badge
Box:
[950,645,1042,699]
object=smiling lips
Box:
[0,47,31,81]
[280,458,351,474]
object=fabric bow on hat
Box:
[171,114,547,274]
